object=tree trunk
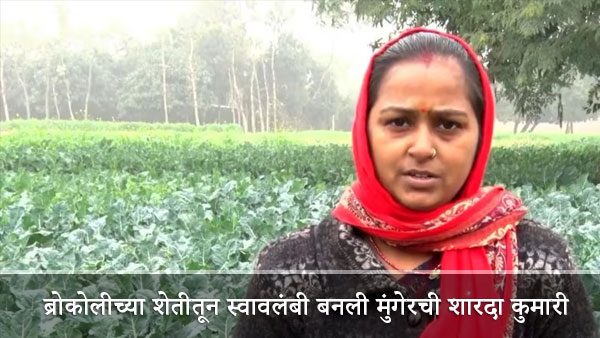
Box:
[240,107,248,133]
[513,116,520,134]
[253,61,265,132]
[188,36,200,126]
[528,119,539,132]
[231,52,246,132]
[250,62,256,133]
[236,103,241,132]
[59,57,75,120]
[270,41,277,131]
[233,74,242,128]
[52,80,61,119]
[161,35,169,123]
[16,72,31,119]
[44,59,50,119]
[84,56,93,120]
[228,69,236,125]
[557,93,563,129]
[0,56,10,121]
[261,60,270,131]
[520,116,531,133]
[64,76,74,120]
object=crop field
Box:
[0,120,599,336]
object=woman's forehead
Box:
[417,51,435,68]
[384,55,464,78]
[378,58,467,99]
[367,56,476,119]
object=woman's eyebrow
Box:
[380,106,468,117]
[430,109,469,118]
[379,106,416,116]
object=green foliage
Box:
[486,140,600,186]
[1,163,598,272]
[1,121,599,334]
[1,124,599,189]
[0,171,344,271]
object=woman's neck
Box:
[369,235,436,280]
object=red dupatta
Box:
[331,27,528,338]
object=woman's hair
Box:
[368,32,484,129]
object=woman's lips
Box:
[401,173,440,189]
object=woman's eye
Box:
[388,118,409,128]
[439,120,461,130]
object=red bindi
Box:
[418,52,434,68]
[420,106,428,114]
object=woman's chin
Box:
[395,193,444,212]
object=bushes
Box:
[2,131,598,189]
[486,139,600,187]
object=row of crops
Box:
[2,129,599,188]
[0,120,598,336]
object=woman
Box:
[234,27,597,338]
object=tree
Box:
[188,35,200,126]
[313,0,600,124]
[496,75,599,133]
[55,3,75,120]
[253,60,265,132]
[51,77,61,119]
[83,51,94,120]
[270,40,278,130]
[0,53,9,121]
[43,47,51,119]
[58,60,74,120]
[12,48,33,119]
[261,59,271,131]
[586,81,600,114]
[0,1,351,129]
[115,38,163,122]
[161,34,169,123]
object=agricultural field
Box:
[0,120,599,336]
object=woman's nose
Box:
[407,126,434,160]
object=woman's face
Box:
[367,56,480,211]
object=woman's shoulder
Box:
[253,221,319,271]
[246,219,337,300]
[516,218,575,271]
[253,215,355,272]
[253,216,577,273]
[513,220,598,336]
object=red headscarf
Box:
[332,27,528,338]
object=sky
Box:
[0,1,193,40]
[0,0,392,97]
